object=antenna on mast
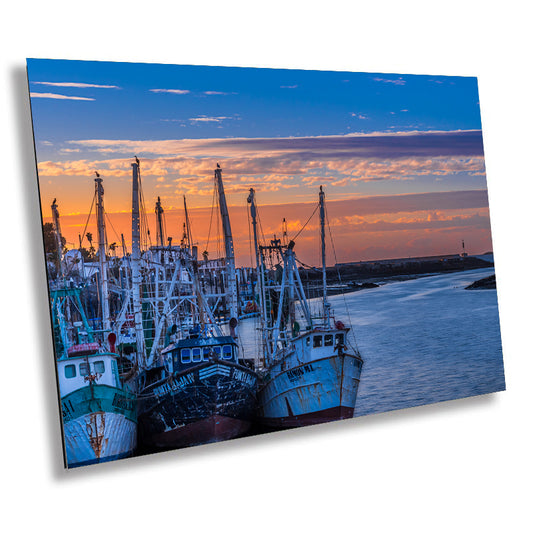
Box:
[51,198,65,278]
[282,218,288,246]
[184,195,193,252]
[155,196,166,248]
[319,185,330,326]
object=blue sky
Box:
[28,58,482,158]
[27,58,491,262]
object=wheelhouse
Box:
[57,353,121,397]
[163,335,238,374]
[290,328,352,365]
[306,331,346,350]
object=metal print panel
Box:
[27,58,505,468]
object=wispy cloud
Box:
[351,112,368,119]
[280,85,298,89]
[62,130,485,160]
[30,92,95,101]
[32,81,120,89]
[373,76,406,86]
[203,91,236,96]
[150,88,190,94]
[188,116,234,123]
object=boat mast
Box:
[319,186,330,326]
[51,198,64,278]
[183,195,194,252]
[155,196,165,248]
[95,174,110,332]
[214,164,238,331]
[247,189,260,276]
[247,188,268,362]
[131,158,146,368]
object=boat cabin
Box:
[163,335,238,374]
[57,353,121,397]
[292,329,348,364]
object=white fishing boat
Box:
[49,188,137,468]
[249,187,364,428]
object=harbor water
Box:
[238,267,505,418]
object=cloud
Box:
[350,112,368,119]
[38,131,486,200]
[326,156,485,181]
[202,91,236,95]
[41,189,492,266]
[189,116,233,123]
[373,76,406,85]
[280,85,298,89]
[64,130,484,160]
[334,210,489,234]
[149,88,190,94]
[32,81,120,89]
[30,92,95,101]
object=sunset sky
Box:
[28,59,492,267]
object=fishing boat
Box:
[49,187,138,467]
[249,186,364,428]
[132,162,258,449]
[57,337,137,467]
[137,331,257,448]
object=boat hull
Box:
[138,362,257,449]
[257,353,362,429]
[61,385,137,468]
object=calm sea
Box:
[238,267,505,417]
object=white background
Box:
[2,2,531,531]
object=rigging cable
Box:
[79,190,97,247]
[290,202,320,242]
[104,211,122,252]
[204,178,217,255]
[325,203,360,352]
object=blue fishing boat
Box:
[134,163,258,449]
[49,188,137,468]
[58,343,137,467]
[248,187,363,428]
[137,333,257,448]
[51,286,137,468]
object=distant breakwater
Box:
[300,255,493,298]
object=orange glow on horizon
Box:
[42,195,493,268]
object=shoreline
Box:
[304,259,495,298]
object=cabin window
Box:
[181,349,191,363]
[94,361,105,374]
[79,363,90,376]
[222,345,233,360]
[192,348,202,362]
[324,334,333,347]
[335,333,344,346]
[202,347,212,361]
[65,364,76,378]
[213,346,222,356]
[313,335,323,348]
